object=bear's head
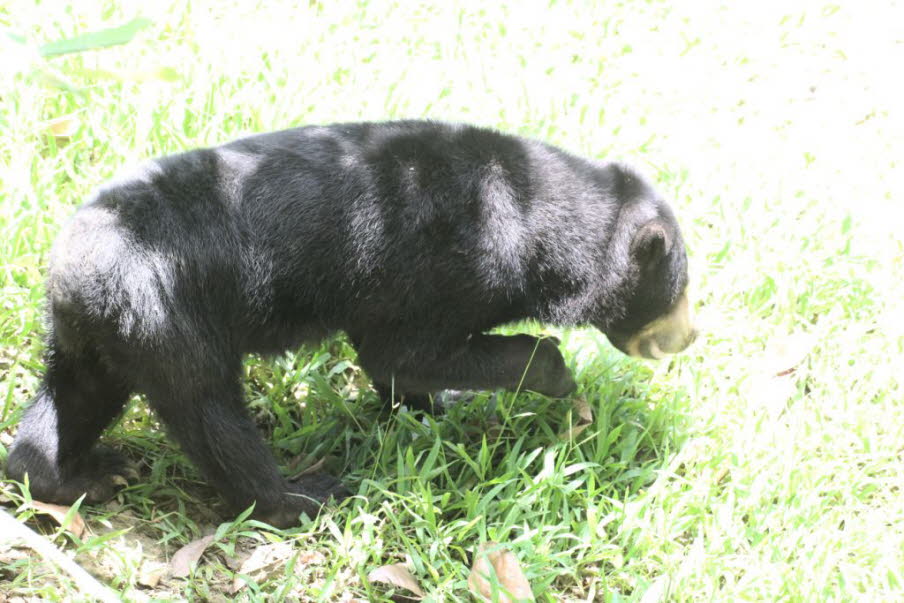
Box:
[596,169,697,359]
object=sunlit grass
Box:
[1,0,902,600]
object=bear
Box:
[6,120,696,528]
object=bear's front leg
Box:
[357,333,577,399]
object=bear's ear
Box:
[630,218,673,271]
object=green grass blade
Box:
[39,17,152,58]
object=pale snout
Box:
[609,290,698,360]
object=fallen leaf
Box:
[468,542,534,602]
[574,397,593,423]
[759,373,798,412]
[295,549,326,566]
[232,542,304,593]
[0,547,31,565]
[558,396,593,440]
[367,562,425,598]
[138,561,168,588]
[760,332,816,376]
[45,115,79,140]
[744,332,816,416]
[170,534,215,578]
[224,548,253,571]
[29,501,86,538]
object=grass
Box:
[1,0,902,600]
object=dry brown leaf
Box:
[138,561,168,588]
[574,396,593,423]
[744,332,816,415]
[367,562,425,598]
[761,332,816,376]
[232,541,292,592]
[558,396,593,440]
[744,371,797,419]
[0,547,31,566]
[46,115,79,140]
[170,534,215,578]
[29,500,86,538]
[468,542,534,602]
[295,549,326,566]
[224,548,253,571]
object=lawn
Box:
[1,0,902,600]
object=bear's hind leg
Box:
[142,361,348,528]
[7,335,133,504]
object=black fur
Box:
[7,120,688,527]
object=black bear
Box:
[7,121,696,528]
